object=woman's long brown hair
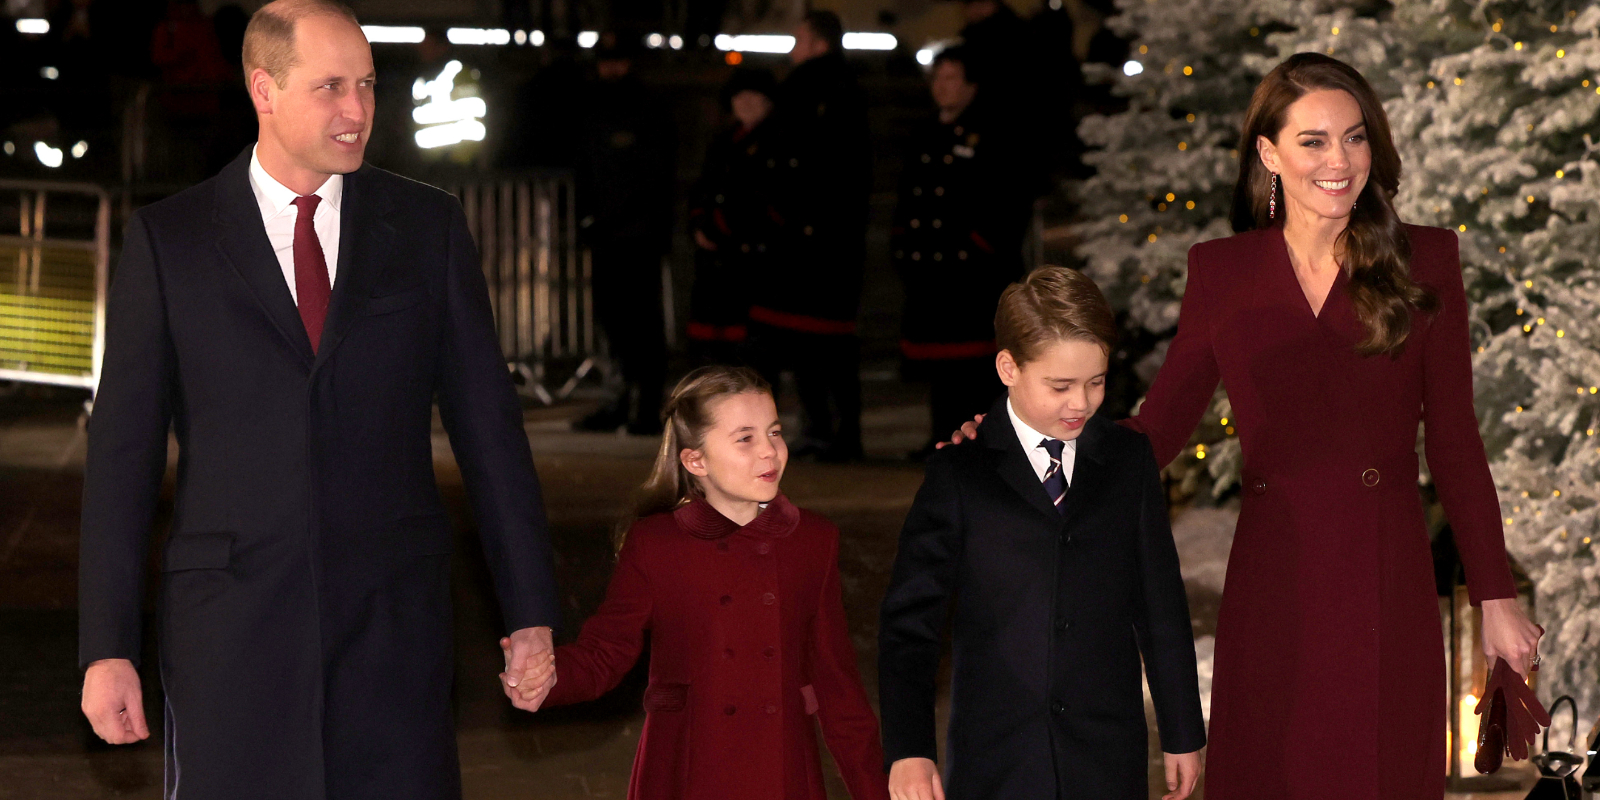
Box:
[1230,52,1437,357]
[615,365,773,551]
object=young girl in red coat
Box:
[511,365,891,800]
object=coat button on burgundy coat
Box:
[720,595,732,605]
[725,704,737,715]
[762,592,776,605]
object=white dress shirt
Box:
[1006,397,1077,485]
[247,145,342,304]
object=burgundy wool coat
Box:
[545,495,891,800]
[1123,225,1517,799]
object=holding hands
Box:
[498,626,558,712]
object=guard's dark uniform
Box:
[747,51,872,458]
[686,118,778,364]
[893,101,1031,444]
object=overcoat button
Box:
[716,541,729,552]
[763,646,775,658]
[1251,478,1267,495]
[931,219,941,228]
[765,704,777,715]
[762,592,776,605]
[720,595,732,605]
[725,705,737,715]
[1051,702,1065,715]
[943,155,954,164]
[803,225,813,236]
[740,243,750,253]
[757,542,772,555]
[934,187,944,196]
[725,648,735,659]
[1055,618,1068,631]
[1363,468,1380,487]
[933,253,942,261]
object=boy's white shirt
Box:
[1006,397,1077,485]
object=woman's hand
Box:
[1162,750,1203,800]
[1481,598,1542,678]
[933,414,985,450]
[888,757,944,800]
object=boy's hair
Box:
[994,266,1117,364]
[618,365,772,551]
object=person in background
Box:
[685,67,779,365]
[893,46,1031,459]
[514,366,892,800]
[745,10,871,462]
[572,33,677,436]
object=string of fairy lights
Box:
[1110,10,1600,550]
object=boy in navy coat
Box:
[878,266,1206,800]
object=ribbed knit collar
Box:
[673,493,800,540]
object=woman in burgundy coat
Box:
[944,54,1545,797]
[516,366,890,800]
[1130,54,1543,798]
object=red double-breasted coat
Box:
[545,495,890,800]
[1123,225,1516,798]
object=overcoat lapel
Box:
[981,398,1064,525]
[312,164,394,375]
[1054,415,1111,524]
[213,149,316,367]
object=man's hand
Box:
[933,414,985,450]
[498,626,555,712]
[81,658,149,744]
[1162,750,1203,800]
[888,757,944,800]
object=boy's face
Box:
[997,338,1108,442]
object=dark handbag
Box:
[1525,696,1583,800]
[1476,657,1552,773]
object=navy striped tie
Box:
[1040,438,1068,515]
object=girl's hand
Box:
[888,757,944,800]
[1481,598,1542,678]
[515,652,557,706]
[1162,750,1203,800]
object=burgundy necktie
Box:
[291,195,332,352]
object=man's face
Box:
[252,13,375,179]
[930,60,976,116]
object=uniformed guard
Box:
[685,67,780,365]
[745,10,872,462]
[893,46,1033,456]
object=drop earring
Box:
[1269,173,1278,219]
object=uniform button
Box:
[953,126,964,135]
[766,159,775,167]
[803,225,813,236]
[725,704,738,715]
[716,541,729,552]
[934,186,944,196]
[762,592,776,605]
[933,252,943,261]
[1051,701,1066,715]
[1362,468,1380,487]
[957,250,967,260]
[911,252,921,261]
[720,595,733,605]
[763,646,775,658]
[912,186,923,196]
[943,155,954,164]
[894,249,904,259]
[725,648,735,659]
[740,243,751,253]
[714,194,725,203]
[921,154,931,163]
[789,158,799,167]
[765,704,778,715]
[910,219,921,229]
[931,219,942,228]
[1055,618,1068,631]
[1251,478,1267,495]
[757,542,772,555]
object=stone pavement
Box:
[0,383,1535,799]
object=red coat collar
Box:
[674,494,800,539]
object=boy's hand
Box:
[934,414,985,450]
[888,757,944,800]
[1162,749,1202,800]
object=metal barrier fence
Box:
[0,180,110,398]
[447,174,602,404]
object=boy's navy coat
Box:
[78,149,560,799]
[878,397,1206,800]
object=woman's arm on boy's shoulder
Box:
[878,454,965,771]
[808,529,893,800]
[537,531,656,708]
[1130,440,1207,757]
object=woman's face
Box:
[730,90,773,130]
[1257,88,1370,225]
[682,391,787,507]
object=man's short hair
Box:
[242,0,360,89]
[994,266,1118,363]
[801,10,844,54]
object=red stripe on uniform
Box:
[687,322,748,342]
[749,306,857,335]
[899,339,998,360]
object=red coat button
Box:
[716,541,729,552]
[757,542,772,555]
[724,648,735,660]
[764,704,777,715]
[724,705,737,715]
[763,646,775,658]
[720,595,732,605]
[762,593,776,605]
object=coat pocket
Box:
[643,681,689,713]
[365,286,427,316]
[162,532,235,572]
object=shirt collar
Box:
[248,143,344,221]
[1006,397,1075,455]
